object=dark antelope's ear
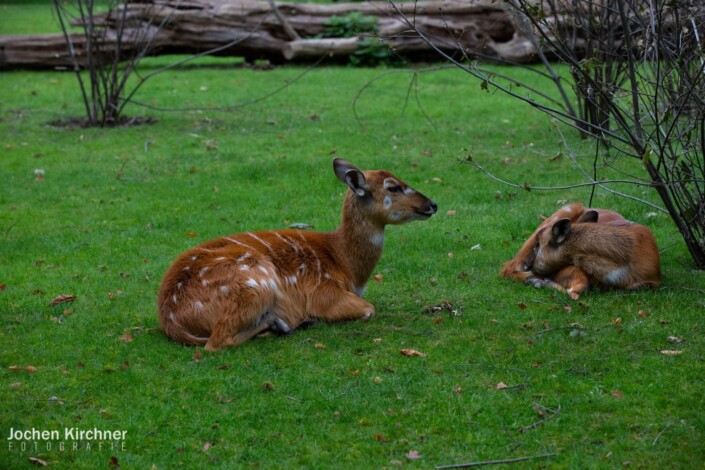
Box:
[551,218,572,244]
[577,209,599,223]
[333,158,369,197]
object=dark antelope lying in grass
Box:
[158,158,437,350]
[500,204,660,299]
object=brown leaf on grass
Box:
[262,381,275,391]
[203,442,213,451]
[496,381,509,390]
[109,455,120,468]
[9,382,22,388]
[518,302,527,310]
[48,294,76,306]
[611,390,624,400]
[406,450,422,460]
[667,336,684,344]
[0,283,6,291]
[373,433,388,443]
[119,330,134,343]
[613,317,623,326]
[373,274,383,283]
[193,349,203,361]
[314,342,326,350]
[637,310,649,318]
[8,365,21,371]
[25,366,37,373]
[660,350,683,356]
[400,349,427,358]
[185,231,198,238]
[28,457,48,467]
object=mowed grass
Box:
[1,9,705,470]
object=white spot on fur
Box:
[183,266,191,271]
[286,275,297,285]
[403,187,416,196]
[169,312,176,322]
[324,273,332,280]
[177,282,183,289]
[247,232,274,253]
[220,285,230,294]
[190,255,198,261]
[199,267,209,277]
[193,301,204,311]
[236,252,252,263]
[215,256,227,261]
[240,264,250,271]
[259,279,269,289]
[384,196,392,209]
[267,279,278,290]
[201,280,209,287]
[389,211,402,221]
[605,266,629,285]
[246,278,258,288]
[370,232,384,248]
[383,178,399,189]
[172,295,177,304]
[298,263,306,273]
[258,266,269,275]
[561,205,573,214]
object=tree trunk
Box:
[0,0,532,70]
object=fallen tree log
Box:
[0,0,536,70]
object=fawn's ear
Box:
[577,209,599,223]
[551,218,572,245]
[333,158,369,197]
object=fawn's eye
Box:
[387,185,403,193]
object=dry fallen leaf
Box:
[496,382,508,390]
[25,366,37,373]
[373,433,388,443]
[667,336,684,344]
[28,457,48,467]
[611,389,624,400]
[203,442,212,451]
[400,349,427,358]
[8,365,21,371]
[373,274,383,283]
[406,450,422,460]
[446,210,457,216]
[48,294,76,306]
[613,317,623,326]
[193,349,203,361]
[314,342,326,350]
[660,350,683,356]
[119,330,134,343]
[9,382,22,388]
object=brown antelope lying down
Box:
[500,204,660,299]
[158,158,437,350]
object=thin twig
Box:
[652,421,674,446]
[435,452,557,469]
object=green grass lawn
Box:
[1,5,705,469]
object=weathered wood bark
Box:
[0,0,535,70]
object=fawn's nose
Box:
[428,200,438,214]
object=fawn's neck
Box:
[331,196,385,292]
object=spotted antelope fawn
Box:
[158,158,437,350]
[525,209,660,299]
